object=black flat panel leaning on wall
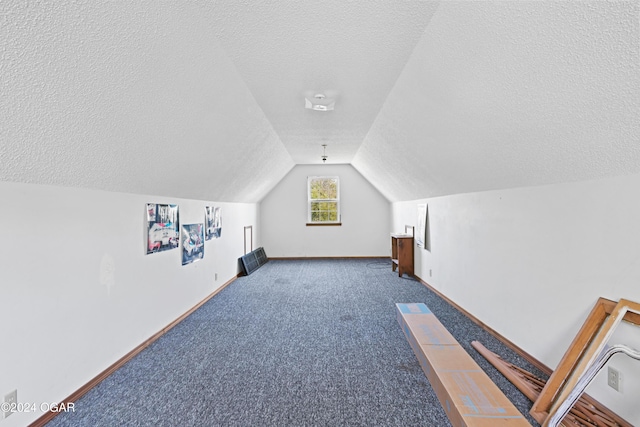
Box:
[255,247,267,265]
[240,247,268,275]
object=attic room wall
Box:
[392,172,640,424]
[260,164,390,258]
[0,181,257,427]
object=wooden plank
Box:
[411,285,631,427]
[539,299,640,427]
[531,297,612,423]
[472,340,633,427]
[471,341,539,403]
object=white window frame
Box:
[307,176,341,225]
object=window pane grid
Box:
[308,176,340,223]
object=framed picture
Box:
[146,203,179,254]
[182,223,204,265]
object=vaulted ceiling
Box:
[2,1,639,202]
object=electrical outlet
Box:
[607,366,621,392]
[429,269,432,277]
[215,273,218,281]
[3,389,17,419]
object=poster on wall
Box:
[205,206,222,240]
[182,223,204,265]
[146,203,179,254]
[416,204,427,249]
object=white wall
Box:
[392,173,640,424]
[0,181,258,427]
[260,164,390,257]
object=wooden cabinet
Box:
[391,234,414,277]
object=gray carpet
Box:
[46,258,544,426]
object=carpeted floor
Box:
[46,258,544,426]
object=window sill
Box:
[306,222,342,227]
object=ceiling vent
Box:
[305,93,335,111]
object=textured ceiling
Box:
[354,1,640,201]
[0,1,294,202]
[208,1,439,164]
[1,1,639,203]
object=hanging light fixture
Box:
[321,144,328,163]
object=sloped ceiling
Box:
[353,1,640,201]
[208,1,439,164]
[1,1,639,203]
[0,1,294,203]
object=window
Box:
[307,176,341,225]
